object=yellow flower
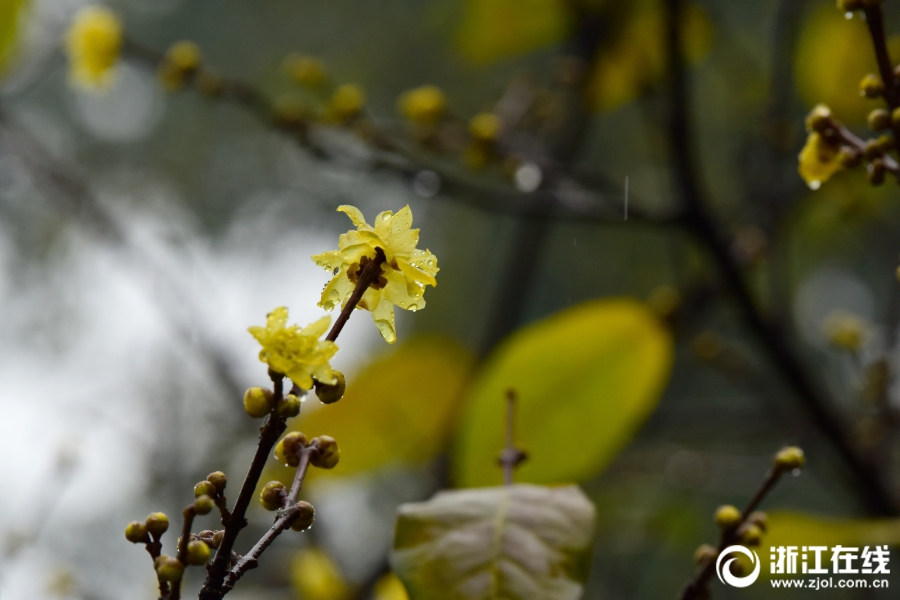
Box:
[248,307,338,389]
[398,85,447,125]
[65,6,122,90]
[312,205,439,344]
[798,132,842,190]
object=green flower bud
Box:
[868,108,891,132]
[747,511,768,532]
[207,471,227,493]
[314,371,346,405]
[290,501,315,532]
[212,530,224,548]
[869,159,887,186]
[125,521,148,544]
[155,556,185,582]
[244,387,275,418]
[186,540,211,565]
[739,523,763,546]
[260,481,286,511]
[860,74,884,99]
[714,505,742,530]
[194,480,216,498]
[877,134,896,152]
[311,436,340,469]
[275,432,308,467]
[277,393,303,418]
[805,104,832,133]
[693,543,718,565]
[145,512,170,537]
[838,147,862,168]
[774,446,806,471]
[865,139,883,160]
[194,495,215,516]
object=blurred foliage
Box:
[291,548,354,600]
[391,484,596,600]
[456,0,571,63]
[454,299,673,487]
[0,0,26,75]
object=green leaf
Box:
[391,484,596,600]
[285,336,476,478]
[453,298,673,488]
[0,0,26,76]
[455,0,572,64]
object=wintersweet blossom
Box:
[312,205,439,343]
[248,307,338,389]
[65,6,123,90]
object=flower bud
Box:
[166,41,201,74]
[837,147,862,168]
[869,108,891,132]
[273,94,307,127]
[469,112,502,143]
[693,544,718,565]
[260,481,286,511]
[285,54,326,88]
[194,495,215,516]
[290,501,316,532]
[194,480,216,498]
[277,393,303,418]
[805,104,832,133]
[892,107,900,128]
[398,85,447,125]
[155,556,185,582]
[186,540,211,565]
[275,431,309,467]
[207,471,227,493]
[311,436,340,469]
[244,387,275,418]
[314,371,345,405]
[329,84,365,121]
[747,511,768,532]
[877,134,895,152]
[860,74,884,98]
[869,159,886,186]
[212,530,224,548]
[739,523,763,546]
[774,446,805,471]
[125,521,148,544]
[865,139,883,160]
[145,512,169,537]
[714,505,742,530]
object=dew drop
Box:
[809,180,821,190]
[381,213,391,221]
[845,11,853,19]
[409,304,419,312]
[792,468,801,477]
[333,267,339,275]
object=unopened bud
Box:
[125,521,148,544]
[693,543,718,565]
[155,556,184,582]
[774,446,805,471]
[714,505,742,530]
[194,495,214,516]
[194,480,216,498]
[145,512,169,537]
[805,104,832,133]
[275,432,308,467]
[739,523,763,546]
[861,74,885,99]
[260,481,287,511]
[311,436,340,469]
[837,147,862,168]
[186,540,211,565]
[747,511,768,532]
[469,112,502,143]
[207,471,227,493]
[290,501,315,532]
[244,387,275,418]
[869,108,891,132]
[212,530,224,548]
[277,393,303,418]
[869,159,886,185]
[314,371,346,405]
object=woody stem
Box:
[325,248,386,342]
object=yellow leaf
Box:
[761,511,900,577]
[289,336,475,478]
[798,132,842,190]
[0,0,27,76]
[794,6,900,124]
[456,0,572,64]
[588,1,712,113]
[291,549,353,600]
[453,298,673,487]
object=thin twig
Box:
[169,506,197,600]
[498,389,526,486]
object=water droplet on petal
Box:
[381,213,391,221]
[409,304,419,312]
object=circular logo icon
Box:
[716,545,761,588]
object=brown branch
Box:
[678,466,787,600]
[498,389,527,485]
[663,0,898,515]
[325,247,386,342]
[168,506,197,600]
[223,446,317,591]
[143,535,169,599]
[199,375,286,600]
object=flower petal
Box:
[300,316,332,338]
[267,306,290,331]
[312,250,344,271]
[383,268,426,311]
[319,269,356,311]
[398,257,436,287]
[372,295,396,343]
[337,205,370,228]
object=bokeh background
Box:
[2,0,900,598]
